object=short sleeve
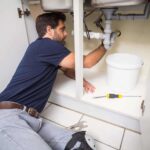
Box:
[39,40,71,67]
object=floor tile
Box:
[43,120,117,150]
[42,102,51,111]
[95,141,117,150]
[80,116,124,149]
[121,130,142,150]
[41,104,82,127]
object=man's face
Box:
[51,20,67,42]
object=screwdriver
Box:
[93,93,142,99]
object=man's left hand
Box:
[83,79,96,93]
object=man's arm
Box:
[60,68,75,80]
[83,45,106,68]
[60,68,95,93]
[59,44,106,69]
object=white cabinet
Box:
[1,1,150,148]
[50,0,150,134]
[0,0,29,91]
[140,71,150,150]
[91,0,145,7]
[41,0,73,12]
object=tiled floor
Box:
[41,102,142,150]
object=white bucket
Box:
[106,53,143,92]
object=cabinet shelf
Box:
[52,66,145,120]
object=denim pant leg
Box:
[38,120,74,150]
[0,109,52,150]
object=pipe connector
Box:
[83,32,104,39]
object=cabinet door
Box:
[140,71,150,150]
[0,0,29,92]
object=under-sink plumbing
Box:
[84,8,121,49]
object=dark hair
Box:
[36,12,66,38]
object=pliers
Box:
[68,121,88,131]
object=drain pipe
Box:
[102,8,119,49]
[84,8,119,49]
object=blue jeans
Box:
[0,109,74,150]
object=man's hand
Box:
[60,68,96,93]
[83,79,96,93]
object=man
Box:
[0,12,106,150]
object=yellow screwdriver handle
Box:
[106,93,123,99]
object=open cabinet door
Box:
[0,0,28,92]
[140,70,150,150]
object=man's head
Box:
[36,12,67,42]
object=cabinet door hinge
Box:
[17,8,30,18]
[141,100,145,116]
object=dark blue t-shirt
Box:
[0,38,70,112]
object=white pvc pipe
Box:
[84,7,122,50]
[103,20,112,49]
[83,20,113,49]
[83,32,104,39]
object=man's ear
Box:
[46,25,54,36]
